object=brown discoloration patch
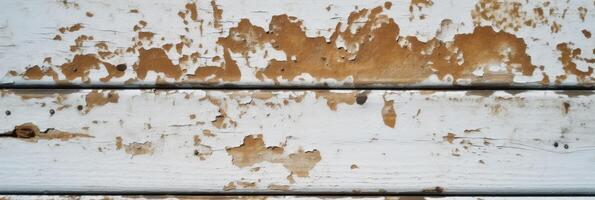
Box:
[217,6,536,86]
[410,0,433,11]
[382,100,397,128]
[0,123,92,142]
[226,134,284,167]
[185,2,199,22]
[138,32,155,41]
[85,90,119,113]
[267,184,290,191]
[60,54,124,82]
[211,0,223,29]
[70,35,93,53]
[562,102,570,114]
[472,0,561,32]
[226,135,321,177]
[59,23,83,33]
[123,141,154,156]
[191,49,241,83]
[555,43,594,83]
[86,12,94,17]
[23,66,59,81]
[116,136,123,150]
[578,7,587,21]
[443,132,456,144]
[315,91,356,111]
[582,30,592,39]
[384,1,393,10]
[203,129,216,137]
[350,164,359,169]
[223,182,236,191]
[135,48,184,80]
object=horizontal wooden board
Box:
[0,0,593,88]
[1,196,594,200]
[0,89,594,194]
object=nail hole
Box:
[553,142,559,148]
[5,110,10,116]
[564,144,569,149]
[116,64,127,71]
[77,105,84,111]
[49,109,55,115]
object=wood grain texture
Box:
[0,0,593,88]
[0,89,594,194]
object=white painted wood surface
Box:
[0,89,593,194]
[0,0,593,87]
[2,196,595,200]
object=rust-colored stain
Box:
[60,54,123,82]
[443,132,456,144]
[555,43,594,83]
[135,48,184,80]
[23,66,59,80]
[70,35,93,53]
[382,99,396,128]
[226,134,321,178]
[211,0,223,29]
[217,5,536,85]
[185,2,199,22]
[59,23,83,33]
[471,0,565,32]
[8,1,591,87]
[314,91,356,111]
[582,30,592,39]
[85,90,119,113]
[115,136,123,150]
[192,49,241,83]
[0,123,92,142]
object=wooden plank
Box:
[0,89,594,194]
[0,0,593,88]
[2,196,595,200]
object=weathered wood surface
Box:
[2,196,595,200]
[0,0,593,88]
[0,89,594,194]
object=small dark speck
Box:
[553,142,559,148]
[356,94,367,105]
[564,144,569,149]
[77,105,84,111]
[5,110,10,116]
[49,109,55,115]
[194,150,199,156]
[116,64,127,71]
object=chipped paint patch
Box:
[0,123,92,142]
[226,135,321,178]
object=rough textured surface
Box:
[0,0,592,88]
[0,89,594,194]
